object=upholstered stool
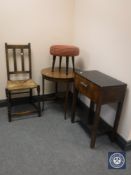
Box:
[50,45,79,74]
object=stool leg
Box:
[52,55,56,72]
[66,56,69,75]
[72,56,75,72]
[59,56,62,71]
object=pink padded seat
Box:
[50,45,79,74]
[50,45,79,56]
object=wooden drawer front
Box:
[75,74,100,102]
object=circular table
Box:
[41,67,74,119]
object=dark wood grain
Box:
[72,70,127,148]
[41,67,74,118]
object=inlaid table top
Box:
[41,67,74,81]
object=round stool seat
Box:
[50,45,79,56]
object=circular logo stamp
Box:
[109,152,126,169]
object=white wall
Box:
[0,0,74,98]
[74,0,131,140]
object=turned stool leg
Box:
[52,55,56,72]
[66,56,69,75]
[59,56,62,71]
[72,56,75,72]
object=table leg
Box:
[37,85,41,117]
[42,75,45,111]
[64,82,70,120]
[55,82,58,94]
[88,100,95,124]
[71,86,78,123]
[111,100,124,141]
[90,103,101,148]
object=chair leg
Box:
[6,89,12,122]
[52,55,56,72]
[29,89,32,103]
[37,85,41,117]
[66,56,69,75]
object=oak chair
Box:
[5,43,41,122]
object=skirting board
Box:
[0,94,131,151]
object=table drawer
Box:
[75,74,100,102]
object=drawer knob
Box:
[80,82,88,88]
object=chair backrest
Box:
[5,43,32,80]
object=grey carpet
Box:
[0,101,131,175]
